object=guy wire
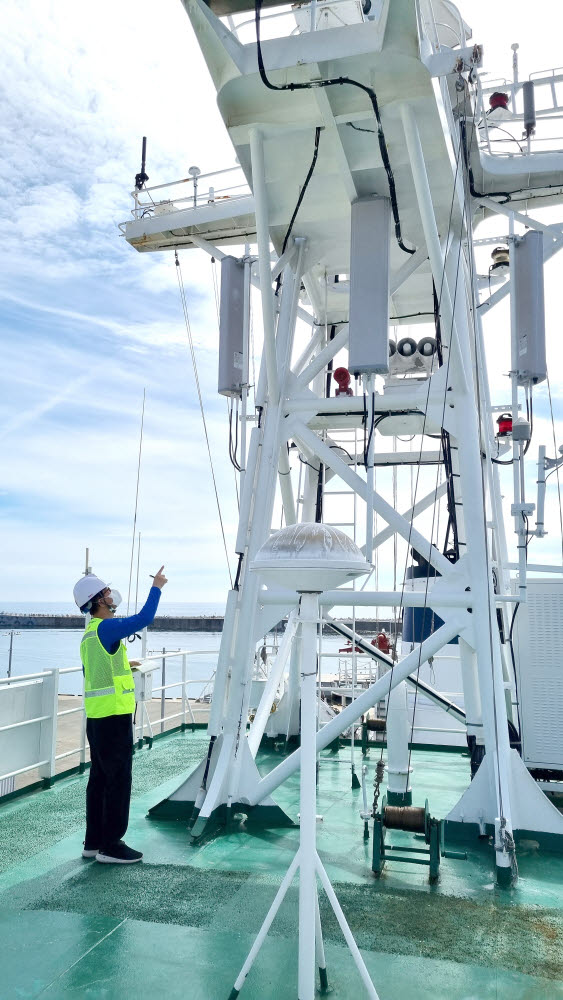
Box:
[127,388,146,616]
[175,251,233,588]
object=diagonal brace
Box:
[287,416,452,577]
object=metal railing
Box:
[0,649,218,793]
[134,649,218,741]
[122,165,252,224]
[225,0,371,46]
[475,70,563,158]
[416,0,469,54]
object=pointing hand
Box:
[152,566,168,589]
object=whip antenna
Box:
[135,136,149,190]
[127,389,146,614]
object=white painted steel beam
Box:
[478,198,563,239]
[369,481,447,551]
[287,416,453,577]
[294,326,349,390]
[250,620,462,804]
[249,128,279,404]
[247,611,297,757]
[257,588,517,608]
[390,246,428,295]
[284,389,430,417]
[400,102,469,395]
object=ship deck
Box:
[2,729,563,999]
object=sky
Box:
[1,0,563,605]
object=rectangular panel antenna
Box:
[348,197,391,376]
[218,256,245,397]
[513,230,546,386]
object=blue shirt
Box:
[98,587,161,654]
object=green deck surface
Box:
[1,729,563,999]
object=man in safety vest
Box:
[73,565,168,863]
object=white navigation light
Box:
[252,522,371,592]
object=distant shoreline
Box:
[0,614,393,634]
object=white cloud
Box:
[1,0,563,609]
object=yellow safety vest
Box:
[81,618,136,719]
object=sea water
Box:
[0,602,377,696]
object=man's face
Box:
[100,587,115,614]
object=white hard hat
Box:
[73,574,108,611]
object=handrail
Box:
[0,648,215,684]
[138,165,242,197]
[0,671,53,684]
[474,69,563,158]
[234,0,366,32]
[0,648,220,790]
[227,0,368,43]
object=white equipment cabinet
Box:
[513,578,563,771]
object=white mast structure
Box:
[123,0,563,897]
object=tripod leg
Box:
[315,888,329,992]
[227,851,300,998]
[315,853,379,999]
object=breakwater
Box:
[0,614,393,634]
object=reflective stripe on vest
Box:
[81,619,136,719]
[84,687,116,698]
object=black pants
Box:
[85,714,133,852]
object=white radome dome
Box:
[251,522,371,592]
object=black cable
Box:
[314,324,338,523]
[234,553,243,590]
[315,462,324,523]
[298,453,320,472]
[282,126,321,259]
[325,324,336,398]
[508,603,523,743]
[254,0,415,256]
[441,428,460,560]
[274,126,322,297]
[228,399,243,472]
[432,282,460,560]
[363,392,378,468]
[392,312,434,320]
[329,444,354,462]
[460,118,512,204]
[347,122,376,134]
[524,389,533,456]
[478,119,524,155]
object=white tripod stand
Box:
[228,524,378,1000]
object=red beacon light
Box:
[489,92,510,112]
[333,367,354,396]
[497,413,513,437]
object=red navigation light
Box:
[497,413,513,437]
[489,92,510,111]
[333,367,354,396]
